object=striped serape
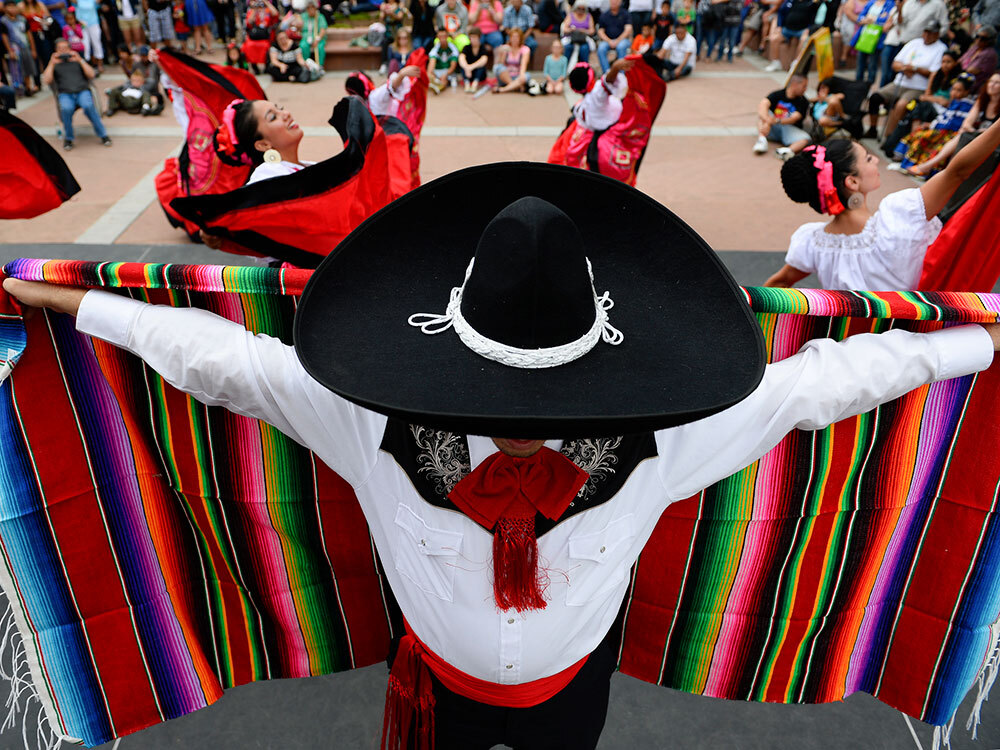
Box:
[1,260,1000,747]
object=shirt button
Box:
[600,545,606,553]
[506,664,513,669]
[420,539,426,546]
[507,618,515,624]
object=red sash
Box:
[381,621,589,749]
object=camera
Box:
[59,53,73,60]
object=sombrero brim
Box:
[294,162,765,438]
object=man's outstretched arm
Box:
[655,324,1000,502]
[3,279,386,487]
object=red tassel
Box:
[492,517,548,612]
[382,635,436,750]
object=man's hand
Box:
[399,64,421,78]
[2,278,88,317]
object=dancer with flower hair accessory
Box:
[765,121,1000,291]
[171,96,409,265]
[548,53,666,185]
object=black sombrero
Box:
[294,162,765,438]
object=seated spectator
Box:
[652,0,673,50]
[387,26,414,71]
[881,45,961,155]
[435,0,468,50]
[632,20,655,53]
[133,44,164,112]
[657,21,694,79]
[492,25,530,91]
[268,28,315,81]
[501,0,536,56]
[468,0,503,48]
[959,25,998,92]
[763,0,816,72]
[561,0,595,64]
[543,37,567,92]
[890,72,975,170]
[300,0,327,68]
[427,25,458,91]
[409,0,435,51]
[225,40,250,68]
[458,26,488,90]
[2,0,39,95]
[596,0,632,73]
[41,37,110,149]
[864,20,946,138]
[143,0,176,49]
[104,69,153,114]
[378,0,410,74]
[810,77,848,141]
[753,72,811,158]
[910,71,1000,174]
[243,0,278,72]
[534,0,563,32]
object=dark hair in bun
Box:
[780,139,858,214]
[213,99,264,167]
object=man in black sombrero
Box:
[6,163,1000,750]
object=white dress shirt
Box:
[75,291,994,684]
[573,72,628,131]
[892,37,947,90]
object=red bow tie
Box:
[449,447,589,612]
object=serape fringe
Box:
[1,260,1000,748]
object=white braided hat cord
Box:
[407,258,623,370]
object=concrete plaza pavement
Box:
[2,50,998,750]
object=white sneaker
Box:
[763,59,783,72]
[775,146,794,161]
[752,135,768,154]
[378,63,388,76]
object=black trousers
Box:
[391,632,618,750]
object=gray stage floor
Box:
[0,243,997,750]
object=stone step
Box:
[323,40,381,70]
[325,25,371,42]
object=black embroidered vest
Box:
[379,419,658,536]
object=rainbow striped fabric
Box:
[1,260,999,747]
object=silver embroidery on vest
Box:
[563,437,623,499]
[409,425,471,496]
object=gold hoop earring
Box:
[847,192,864,211]
[263,148,281,164]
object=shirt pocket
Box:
[393,504,464,602]
[565,514,635,606]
